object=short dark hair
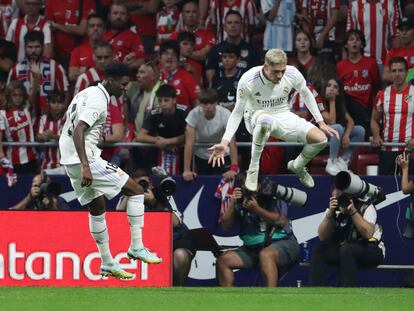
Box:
[104,62,130,79]
[156,84,177,98]
[198,88,219,103]
[94,41,114,53]
[225,9,242,22]
[177,31,196,44]
[389,56,408,71]
[87,13,104,24]
[221,42,241,57]
[24,30,44,45]
[159,40,180,58]
[343,29,366,51]
[47,90,65,104]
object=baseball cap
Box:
[398,17,414,30]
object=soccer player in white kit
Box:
[209,49,339,191]
[59,63,162,280]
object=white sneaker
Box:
[245,169,259,191]
[287,160,314,188]
[337,157,349,172]
[325,159,341,176]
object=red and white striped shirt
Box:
[347,0,401,65]
[302,0,340,42]
[208,0,257,42]
[35,114,65,169]
[375,84,414,152]
[8,57,69,116]
[6,15,51,61]
[74,67,104,95]
[0,108,36,165]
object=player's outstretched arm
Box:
[73,121,92,187]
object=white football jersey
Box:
[223,65,318,142]
[59,83,110,165]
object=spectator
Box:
[158,40,199,109]
[261,0,296,52]
[0,37,17,76]
[35,90,66,174]
[156,0,180,47]
[347,0,401,68]
[301,0,340,50]
[290,30,315,72]
[9,172,69,210]
[210,42,242,111]
[102,2,145,71]
[127,61,161,138]
[383,16,414,82]
[205,10,260,86]
[173,0,216,63]
[127,0,161,58]
[322,78,365,175]
[137,84,188,175]
[307,51,337,92]
[336,29,380,136]
[74,41,115,94]
[208,0,257,43]
[217,176,300,287]
[177,31,202,81]
[126,61,161,174]
[309,187,384,286]
[68,13,105,82]
[371,57,414,175]
[45,0,96,69]
[116,168,196,286]
[0,80,38,174]
[8,30,69,117]
[6,0,52,62]
[183,88,238,181]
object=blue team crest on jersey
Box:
[362,69,368,78]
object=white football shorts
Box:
[64,157,129,206]
[247,110,316,143]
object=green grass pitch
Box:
[1,287,413,311]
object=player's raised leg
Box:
[122,178,162,264]
[246,112,273,191]
[288,127,327,188]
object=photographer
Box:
[217,177,300,287]
[116,169,196,285]
[10,172,69,210]
[309,188,385,287]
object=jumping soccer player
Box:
[59,62,162,280]
[209,49,339,191]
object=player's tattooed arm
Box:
[73,121,92,187]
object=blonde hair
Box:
[265,49,288,66]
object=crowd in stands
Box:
[0,0,414,179]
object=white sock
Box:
[293,140,327,168]
[127,194,145,250]
[89,213,114,265]
[249,120,272,172]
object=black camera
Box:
[159,176,176,196]
[39,181,62,198]
[336,194,352,211]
